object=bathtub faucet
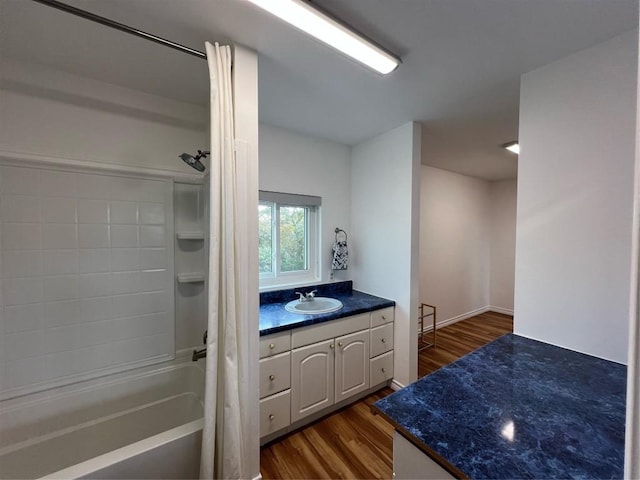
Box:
[192,330,207,362]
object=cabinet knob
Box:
[338,341,343,347]
[382,315,387,320]
[329,344,335,349]
[269,374,275,381]
[382,368,386,373]
[381,338,386,343]
[269,414,275,421]
[269,343,275,349]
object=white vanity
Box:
[259,306,394,443]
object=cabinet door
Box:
[335,329,370,403]
[291,339,335,423]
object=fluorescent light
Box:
[246,0,400,74]
[503,141,520,155]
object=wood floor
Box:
[260,311,513,480]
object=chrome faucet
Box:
[295,290,317,302]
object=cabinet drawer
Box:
[260,389,291,437]
[291,313,369,349]
[370,323,394,358]
[260,331,291,358]
[370,307,394,328]
[259,352,291,399]
[370,351,393,386]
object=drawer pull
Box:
[382,368,386,373]
[338,341,343,347]
[381,338,386,343]
[269,414,275,421]
[269,343,275,349]
[382,315,387,320]
[269,374,275,381]
[330,344,335,349]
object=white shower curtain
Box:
[200,41,250,480]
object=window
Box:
[259,191,320,288]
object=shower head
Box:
[179,150,209,172]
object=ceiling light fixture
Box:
[245,0,401,74]
[503,141,520,155]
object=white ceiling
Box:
[1,0,638,180]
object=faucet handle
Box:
[295,291,305,301]
[307,290,317,299]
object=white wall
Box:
[489,179,517,312]
[420,166,491,323]
[515,30,638,364]
[259,123,352,284]
[0,57,209,354]
[351,122,421,387]
[0,58,207,176]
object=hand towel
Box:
[332,240,348,270]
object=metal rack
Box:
[418,303,436,351]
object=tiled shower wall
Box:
[0,164,175,399]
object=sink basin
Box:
[285,297,343,314]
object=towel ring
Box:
[335,228,347,242]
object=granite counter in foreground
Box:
[259,280,395,336]
[374,334,627,479]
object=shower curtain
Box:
[200,41,250,479]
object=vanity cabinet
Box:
[260,307,394,442]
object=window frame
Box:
[258,192,320,290]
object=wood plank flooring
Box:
[260,311,513,480]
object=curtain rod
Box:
[31,0,207,60]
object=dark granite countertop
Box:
[259,281,394,336]
[373,334,627,479]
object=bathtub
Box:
[0,362,204,479]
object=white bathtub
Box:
[0,363,204,479]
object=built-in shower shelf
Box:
[177,273,206,283]
[176,231,205,240]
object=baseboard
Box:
[418,306,490,334]
[487,306,514,316]
[390,379,405,391]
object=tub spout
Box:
[192,348,206,361]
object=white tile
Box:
[78,249,110,273]
[77,343,113,372]
[78,224,108,248]
[3,277,43,305]
[111,271,139,295]
[78,199,108,224]
[5,355,47,388]
[139,203,165,225]
[44,300,80,327]
[41,197,77,223]
[42,224,77,250]
[138,248,168,270]
[111,291,166,318]
[43,250,78,275]
[45,320,113,354]
[0,166,40,196]
[110,177,165,203]
[139,226,165,247]
[2,250,43,277]
[78,273,111,298]
[40,170,77,197]
[5,330,44,361]
[79,297,112,322]
[110,225,137,248]
[4,303,44,333]
[139,270,167,292]
[1,223,42,250]
[110,248,139,272]
[109,201,138,224]
[77,173,111,199]
[43,275,78,301]
[1,194,41,222]
[45,350,78,379]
